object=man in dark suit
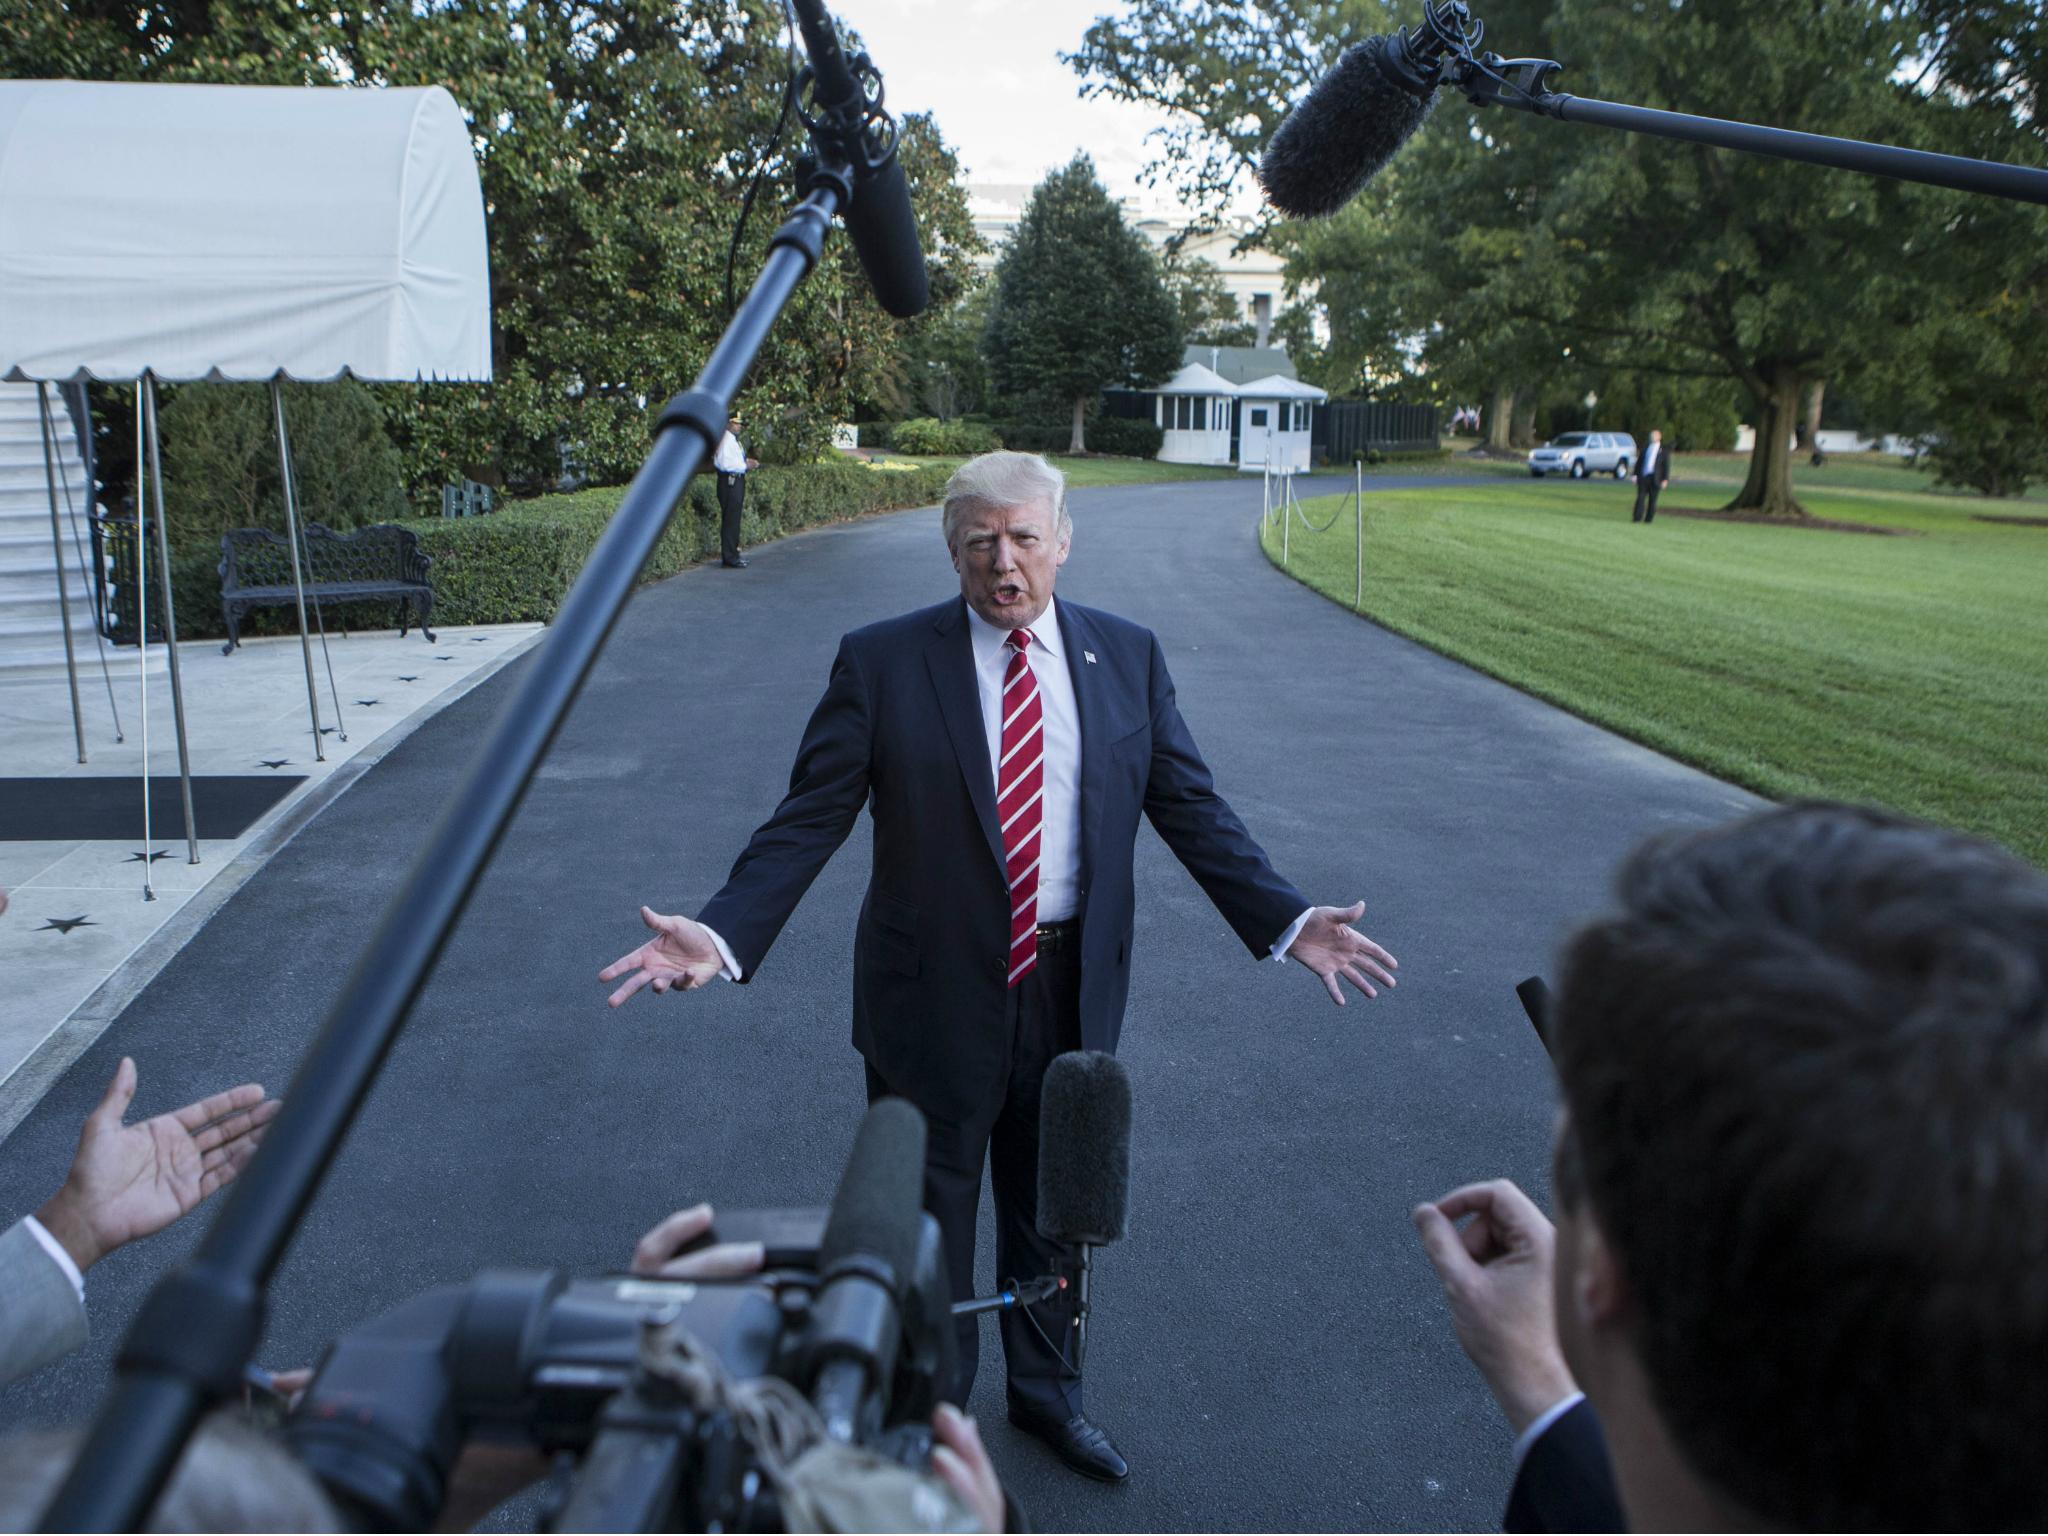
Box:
[1412,805,2048,1531]
[602,450,1398,1481]
[1631,428,1671,523]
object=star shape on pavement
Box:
[354,699,379,707]
[319,727,337,736]
[260,758,291,769]
[126,850,172,865]
[471,636,490,643]
[39,915,96,935]
[398,675,419,682]
[436,655,454,661]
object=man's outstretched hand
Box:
[1287,901,1398,1004]
[35,1057,279,1274]
[600,906,724,1007]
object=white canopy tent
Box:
[0,80,489,894]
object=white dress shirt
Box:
[703,594,1312,978]
[713,431,747,474]
[1641,442,1659,478]
[23,1214,86,1303]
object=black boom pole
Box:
[1464,54,2048,206]
[38,1,908,1519]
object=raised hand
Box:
[1286,900,1399,1004]
[35,1057,279,1272]
[599,906,724,1007]
[1412,1179,1578,1432]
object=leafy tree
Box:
[981,156,1183,452]
[159,381,410,546]
[1163,253,1255,345]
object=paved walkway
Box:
[0,475,1755,1530]
[0,622,543,1131]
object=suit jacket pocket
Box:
[1107,720,1149,761]
[864,925,921,977]
[865,893,921,976]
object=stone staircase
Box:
[0,381,157,686]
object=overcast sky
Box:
[838,0,1182,201]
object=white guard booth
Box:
[1236,374,1326,473]
[1152,360,1238,467]
[0,79,490,894]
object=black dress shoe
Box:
[722,556,748,568]
[1007,1403,1129,1482]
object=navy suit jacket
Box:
[1504,1399,1627,1533]
[697,596,1307,1123]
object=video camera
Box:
[276,1053,1131,1533]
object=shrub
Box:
[159,380,410,548]
[889,417,1001,455]
[143,459,955,639]
[1088,417,1163,458]
[991,420,1070,454]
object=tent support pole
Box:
[142,375,199,865]
[134,394,154,899]
[268,380,331,759]
[37,384,87,765]
[52,388,126,742]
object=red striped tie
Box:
[999,629,1045,987]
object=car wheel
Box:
[1569,459,1587,479]
[1614,459,1631,480]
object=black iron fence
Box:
[1317,401,1440,458]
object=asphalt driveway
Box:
[0,471,1755,1530]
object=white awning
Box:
[1237,373,1327,401]
[0,80,491,384]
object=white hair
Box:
[940,451,1069,549]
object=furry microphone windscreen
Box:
[1036,1051,1132,1246]
[820,1096,928,1285]
[1257,35,1437,219]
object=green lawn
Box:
[1679,450,2048,503]
[1262,471,2048,865]
[878,453,1241,487]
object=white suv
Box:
[1529,431,1637,479]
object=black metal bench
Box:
[219,523,435,655]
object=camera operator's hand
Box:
[631,1203,765,1280]
[601,907,724,1006]
[932,1404,1006,1534]
[1412,1179,1578,1433]
[35,1057,280,1273]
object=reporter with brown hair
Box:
[1417,804,2048,1531]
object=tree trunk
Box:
[1070,396,1087,454]
[1486,384,1516,452]
[1510,393,1538,450]
[1794,378,1825,453]
[1728,367,1807,517]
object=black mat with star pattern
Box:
[0,775,307,840]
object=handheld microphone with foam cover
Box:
[1257,34,1439,219]
[1036,1051,1132,1246]
[790,0,931,317]
[1035,1051,1132,1377]
[806,1096,928,1440]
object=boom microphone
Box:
[791,0,931,317]
[1257,33,1439,219]
[1036,1051,1132,1378]
[806,1096,928,1440]
[1037,1051,1132,1246]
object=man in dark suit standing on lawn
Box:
[601,450,1398,1482]
[1632,428,1672,523]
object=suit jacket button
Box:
[992,956,1006,976]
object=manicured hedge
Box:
[889,417,1001,455]
[153,459,951,639]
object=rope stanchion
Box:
[1289,472,1345,535]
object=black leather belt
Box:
[1035,919,1079,949]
